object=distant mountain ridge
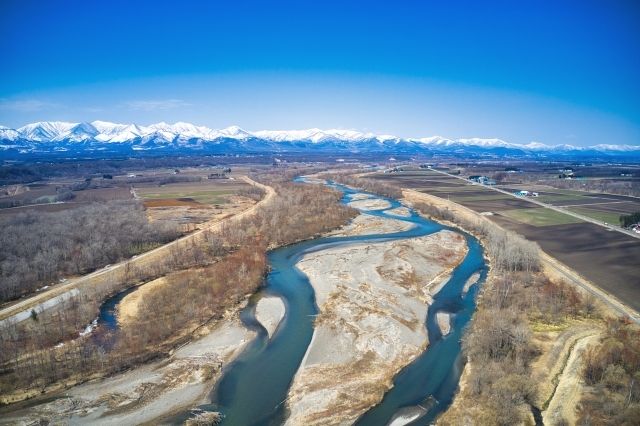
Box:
[1,120,639,158]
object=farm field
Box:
[500,208,584,227]
[0,183,60,207]
[564,201,640,214]
[566,206,625,225]
[134,178,258,230]
[72,186,133,202]
[375,169,640,313]
[0,202,88,215]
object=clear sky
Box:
[1,0,639,145]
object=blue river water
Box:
[100,179,487,425]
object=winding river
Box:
[99,179,487,425]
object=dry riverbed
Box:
[328,213,414,237]
[285,228,467,425]
[386,206,412,217]
[347,193,392,211]
[255,296,286,338]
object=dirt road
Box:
[542,332,601,425]
[0,176,275,325]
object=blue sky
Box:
[1,0,639,145]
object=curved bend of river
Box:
[100,179,487,425]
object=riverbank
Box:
[285,228,467,425]
[0,313,255,425]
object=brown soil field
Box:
[568,201,640,214]
[412,180,467,187]
[498,187,571,197]
[143,199,210,209]
[72,187,133,202]
[431,189,500,198]
[426,193,495,201]
[0,185,58,203]
[581,193,640,201]
[490,216,640,312]
[372,174,462,183]
[453,197,539,211]
[549,198,628,207]
[548,196,640,206]
[0,202,90,215]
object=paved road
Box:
[0,176,275,324]
[432,169,640,240]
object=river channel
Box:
[98,179,487,425]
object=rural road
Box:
[0,176,276,325]
[431,168,640,240]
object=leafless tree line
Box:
[324,172,404,199]
[237,185,265,201]
[412,201,541,273]
[0,201,180,302]
[578,318,640,425]
[547,177,640,198]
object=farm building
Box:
[469,175,496,185]
[514,190,539,197]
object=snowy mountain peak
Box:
[17,121,78,141]
[1,120,639,157]
[218,126,252,139]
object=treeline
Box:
[0,156,267,185]
[119,243,267,356]
[620,211,640,228]
[241,180,357,247]
[0,173,357,399]
[0,186,76,208]
[237,185,265,202]
[413,201,540,273]
[0,201,179,301]
[542,177,640,198]
[323,172,404,199]
[579,318,640,425]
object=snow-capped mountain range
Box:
[1,120,639,158]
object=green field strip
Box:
[500,207,584,227]
[567,207,623,225]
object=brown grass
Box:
[143,198,210,208]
